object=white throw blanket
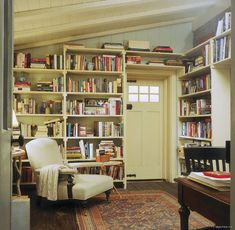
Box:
[38,164,67,201]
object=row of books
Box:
[14,76,64,92]
[44,119,64,137]
[213,35,231,63]
[92,55,123,72]
[66,143,123,160]
[67,77,122,93]
[20,166,35,183]
[181,74,211,95]
[66,54,123,72]
[14,53,64,69]
[181,119,212,139]
[75,163,124,180]
[66,98,122,115]
[37,76,64,92]
[215,11,231,36]
[66,122,123,137]
[94,121,124,137]
[13,98,63,114]
[79,140,94,159]
[179,99,211,116]
[103,164,124,180]
[126,56,141,64]
[14,97,36,114]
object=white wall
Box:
[20,22,193,55]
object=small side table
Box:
[12,148,25,196]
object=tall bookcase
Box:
[13,45,127,188]
[177,29,231,174]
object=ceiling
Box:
[14,0,230,50]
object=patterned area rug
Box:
[76,190,213,230]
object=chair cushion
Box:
[57,174,113,200]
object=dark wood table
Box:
[175,177,230,230]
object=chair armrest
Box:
[34,167,77,175]
[59,168,77,174]
[66,162,104,168]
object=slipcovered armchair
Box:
[25,138,113,205]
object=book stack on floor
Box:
[188,171,231,191]
[102,42,124,49]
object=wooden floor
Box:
[24,181,177,230]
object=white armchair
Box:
[25,138,113,205]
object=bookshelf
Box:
[64,45,126,187]
[177,15,231,174]
[13,46,127,187]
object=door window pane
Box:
[129,94,138,102]
[139,86,148,94]
[139,94,148,102]
[128,85,138,93]
[150,94,159,102]
[150,86,159,94]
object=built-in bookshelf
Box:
[13,45,127,187]
[178,66,212,146]
[177,11,231,175]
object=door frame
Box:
[126,67,184,182]
[0,0,13,229]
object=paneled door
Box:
[126,80,164,179]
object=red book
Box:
[203,171,231,178]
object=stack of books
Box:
[35,125,48,137]
[188,171,231,191]
[66,147,82,159]
[14,81,31,92]
[152,46,173,53]
[102,42,124,49]
[30,58,46,69]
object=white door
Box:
[126,80,164,179]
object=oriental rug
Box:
[75,190,213,230]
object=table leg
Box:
[13,157,22,196]
[179,205,190,230]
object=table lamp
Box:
[12,110,19,127]
[12,110,24,146]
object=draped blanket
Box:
[38,164,66,201]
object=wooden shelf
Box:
[24,136,64,140]
[66,136,124,140]
[126,50,183,58]
[13,91,64,95]
[67,114,123,118]
[126,63,184,71]
[67,92,123,97]
[179,136,212,142]
[16,114,63,117]
[179,114,211,119]
[64,46,124,55]
[66,69,123,75]
[13,68,64,74]
[212,29,231,40]
[213,57,231,67]
[179,65,211,80]
[179,89,211,98]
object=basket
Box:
[96,154,110,162]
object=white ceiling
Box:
[14,0,231,50]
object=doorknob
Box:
[127,104,133,110]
